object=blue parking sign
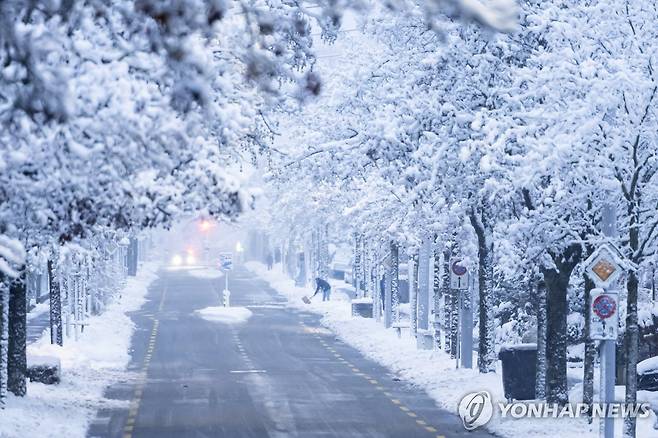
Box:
[219,252,233,271]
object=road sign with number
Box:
[450,259,469,290]
[219,252,233,271]
[590,288,619,340]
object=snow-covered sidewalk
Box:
[246,262,658,438]
[0,262,160,438]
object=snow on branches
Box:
[0,237,25,279]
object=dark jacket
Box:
[313,278,331,295]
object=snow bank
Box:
[0,262,159,438]
[639,356,658,375]
[246,262,658,438]
[196,306,252,324]
[27,301,50,322]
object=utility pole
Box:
[584,204,621,438]
[600,204,616,438]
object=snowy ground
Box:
[27,301,50,322]
[0,262,160,438]
[246,262,658,438]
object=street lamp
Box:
[198,219,214,265]
[236,241,244,264]
[199,220,212,232]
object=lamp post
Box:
[198,219,212,266]
[236,241,244,265]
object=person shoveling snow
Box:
[303,277,331,304]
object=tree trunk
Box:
[0,278,8,408]
[418,237,431,332]
[354,233,361,293]
[362,236,368,298]
[47,259,63,346]
[384,252,393,329]
[432,245,443,350]
[624,268,639,438]
[541,245,580,405]
[542,266,569,405]
[470,209,496,373]
[582,273,596,416]
[442,247,452,354]
[8,267,27,396]
[390,242,400,322]
[536,278,547,399]
[319,225,329,280]
[310,230,317,280]
[409,255,418,336]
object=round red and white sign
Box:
[451,260,467,276]
[592,294,617,319]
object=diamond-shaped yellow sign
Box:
[592,259,616,282]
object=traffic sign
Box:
[593,294,617,319]
[584,244,624,288]
[450,259,469,290]
[590,288,619,340]
[219,252,233,271]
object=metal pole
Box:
[384,260,392,329]
[224,271,230,307]
[601,204,616,438]
[461,272,474,368]
[456,286,462,368]
[418,237,431,332]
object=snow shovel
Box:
[302,295,312,304]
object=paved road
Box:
[88,266,496,438]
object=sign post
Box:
[450,260,469,290]
[584,243,623,438]
[450,259,470,368]
[219,252,233,307]
[460,271,474,369]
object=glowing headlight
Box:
[171,255,182,266]
[186,253,196,265]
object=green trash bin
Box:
[498,343,537,401]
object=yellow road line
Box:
[303,306,443,438]
[123,283,166,438]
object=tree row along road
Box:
[87,265,494,438]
